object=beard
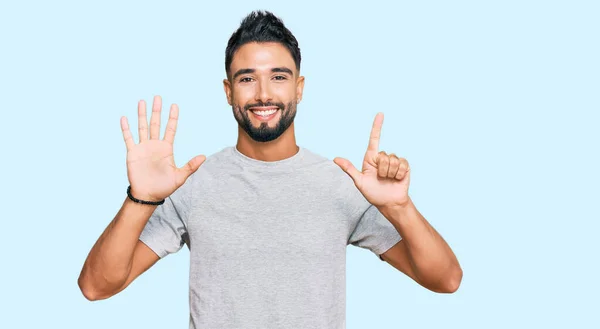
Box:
[232,100,297,142]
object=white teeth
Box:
[253,109,277,116]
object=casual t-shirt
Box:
[139,146,402,329]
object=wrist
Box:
[124,196,159,210]
[380,197,413,211]
[378,197,414,219]
[127,186,165,205]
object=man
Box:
[78,10,462,328]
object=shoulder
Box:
[176,147,233,190]
[302,148,371,217]
[202,146,236,166]
[300,148,344,176]
[189,146,237,175]
[301,148,364,197]
[302,148,353,177]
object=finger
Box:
[176,155,207,185]
[333,157,362,184]
[387,153,400,178]
[376,151,389,178]
[120,116,135,151]
[138,100,148,142]
[395,159,410,180]
[149,95,162,140]
[367,112,384,153]
[163,104,179,144]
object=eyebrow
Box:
[232,67,294,80]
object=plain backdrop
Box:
[1,1,598,328]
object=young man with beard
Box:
[78,10,462,328]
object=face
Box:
[224,42,304,142]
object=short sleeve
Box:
[348,204,402,261]
[139,187,189,259]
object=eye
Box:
[239,77,253,83]
[273,75,287,81]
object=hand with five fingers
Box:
[120,95,206,203]
[334,113,411,209]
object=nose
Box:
[254,78,272,104]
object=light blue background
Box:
[1,1,598,328]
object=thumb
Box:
[176,155,206,184]
[333,157,362,183]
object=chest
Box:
[185,173,351,262]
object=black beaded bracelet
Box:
[127,186,165,205]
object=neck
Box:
[236,122,299,161]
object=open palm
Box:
[121,95,205,202]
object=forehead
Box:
[230,42,295,73]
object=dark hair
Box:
[225,10,301,78]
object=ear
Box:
[223,78,232,105]
[296,75,305,104]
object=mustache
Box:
[243,101,285,112]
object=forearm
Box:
[379,198,462,291]
[78,197,156,298]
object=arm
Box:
[77,197,160,301]
[379,198,462,293]
[334,114,461,293]
[77,96,205,300]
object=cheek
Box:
[272,84,297,101]
[231,89,251,106]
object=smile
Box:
[249,107,279,121]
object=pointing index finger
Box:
[367,112,384,153]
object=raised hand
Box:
[121,95,206,202]
[333,113,411,209]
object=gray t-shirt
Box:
[139,146,402,329]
